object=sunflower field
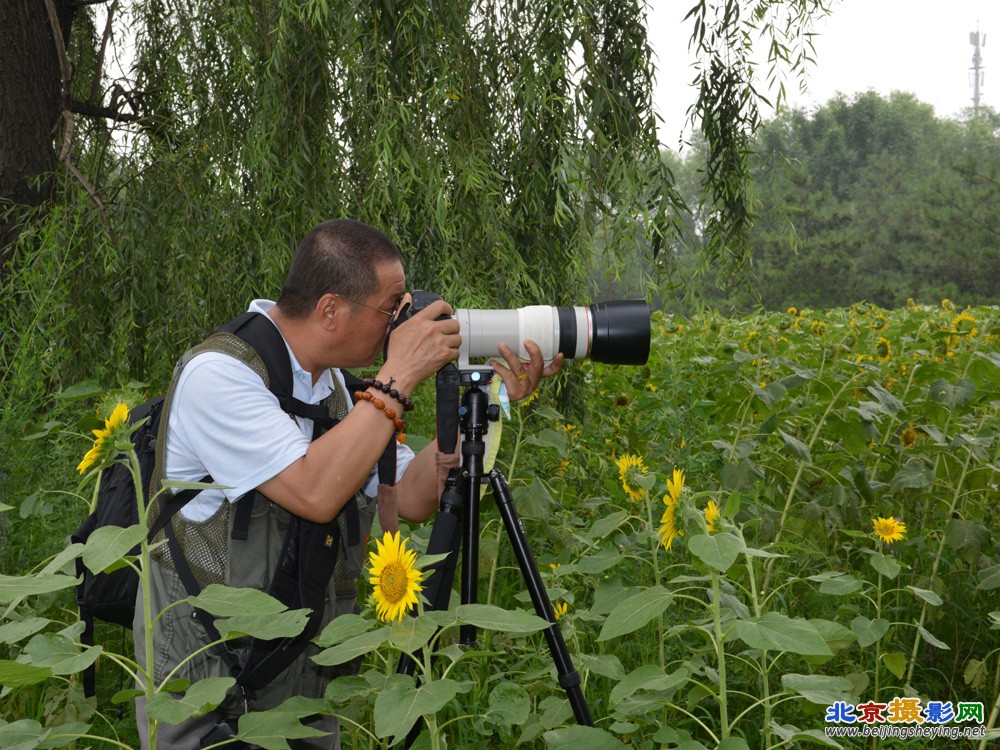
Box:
[2,300,999,749]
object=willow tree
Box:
[1,0,830,403]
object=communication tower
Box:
[970,26,986,115]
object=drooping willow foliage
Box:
[2,0,830,441]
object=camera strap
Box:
[435,363,461,454]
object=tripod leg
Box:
[487,468,593,727]
[396,469,467,678]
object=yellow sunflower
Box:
[615,453,648,502]
[76,402,131,474]
[657,495,683,551]
[553,601,568,621]
[876,337,892,363]
[368,531,424,623]
[705,499,721,533]
[872,517,907,545]
[900,425,918,448]
[667,467,685,504]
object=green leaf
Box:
[907,586,943,606]
[928,378,975,407]
[608,665,689,706]
[733,613,832,656]
[525,428,566,455]
[24,633,101,676]
[0,719,50,750]
[574,547,622,575]
[40,544,84,575]
[216,610,310,640]
[976,564,1000,591]
[778,429,812,463]
[869,552,901,580]
[0,574,78,604]
[916,623,950,650]
[781,673,854,704]
[688,532,743,573]
[81,524,145,574]
[160,478,229,493]
[881,652,907,679]
[485,681,531,729]
[809,572,863,596]
[850,616,890,647]
[236,699,331,750]
[889,462,935,493]
[513,476,555,519]
[866,382,904,416]
[388,616,438,654]
[314,613,374,647]
[543,725,628,749]
[454,605,548,634]
[312,627,390,666]
[145,678,235,724]
[187,584,288,617]
[40,720,91,748]
[324,676,367,706]
[579,653,625,681]
[0,618,49,645]
[58,380,103,400]
[810,619,858,651]
[373,678,459,741]
[111,688,145,704]
[588,510,630,541]
[0,660,53,688]
[597,586,673,642]
[724,492,741,518]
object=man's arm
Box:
[258,301,461,523]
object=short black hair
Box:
[277,219,403,319]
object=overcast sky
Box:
[647,0,998,148]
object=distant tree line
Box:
[672,91,1000,311]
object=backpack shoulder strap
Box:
[217,312,331,427]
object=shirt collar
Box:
[248,299,334,403]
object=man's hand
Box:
[489,339,565,401]
[382,299,461,393]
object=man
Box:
[134,219,562,749]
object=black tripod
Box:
[397,367,592,739]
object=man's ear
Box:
[316,293,340,331]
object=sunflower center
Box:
[379,561,409,603]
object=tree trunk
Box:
[0,0,75,268]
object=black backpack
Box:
[72,396,167,630]
[71,312,391,697]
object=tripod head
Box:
[434,364,501,457]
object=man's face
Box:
[338,260,406,367]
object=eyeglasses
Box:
[338,294,404,322]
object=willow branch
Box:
[90,0,120,104]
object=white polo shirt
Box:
[165,300,414,521]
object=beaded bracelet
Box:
[362,377,415,412]
[354,390,407,443]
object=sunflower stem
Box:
[710,570,729,739]
[645,494,665,670]
[128,446,158,750]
